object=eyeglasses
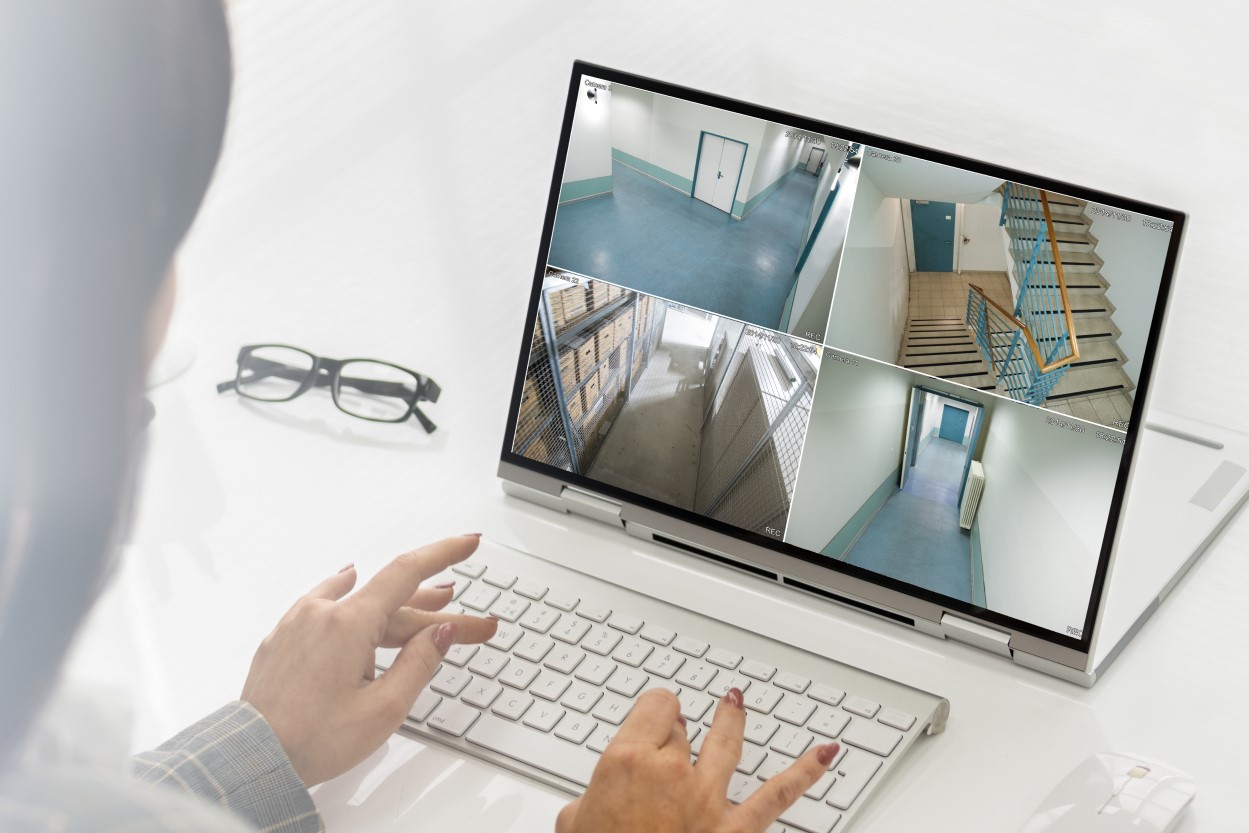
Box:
[216,344,440,433]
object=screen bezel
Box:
[499,60,1186,665]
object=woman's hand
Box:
[557,687,839,833]
[240,534,498,786]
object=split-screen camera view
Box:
[512,73,1175,637]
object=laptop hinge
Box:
[939,613,1012,658]
[560,487,623,527]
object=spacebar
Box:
[466,714,602,788]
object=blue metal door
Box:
[938,404,969,443]
[911,200,956,271]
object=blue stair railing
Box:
[965,184,1080,405]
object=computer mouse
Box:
[1020,752,1196,833]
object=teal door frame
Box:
[911,200,956,271]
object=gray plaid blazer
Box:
[0,702,323,833]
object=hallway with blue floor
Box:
[841,437,978,602]
[548,161,818,328]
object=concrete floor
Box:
[587,309,715,509]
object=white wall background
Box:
[610,83,654,164]
[1086,207,1172,386]
[562,76,613,186]
[789,154,858,341]
[745,121,804,203]
[823,164,909,362]
[648,95,768,196]
[786,359,912,552]
[975,403,1123,635]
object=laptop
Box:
[380,61,1249,830]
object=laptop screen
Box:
[502,62,1183,654]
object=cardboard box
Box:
[594,322,616,358]
[571,334,597,375]
[558,347,578,390]
[591,280,610,309]
[566,387,584,423]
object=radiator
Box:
[959,460,985,530]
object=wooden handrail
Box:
[1038,191,1080,367]
[968,283,1077,374]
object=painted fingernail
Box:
[435,581,456,589]
[462,532,482,538]
[725,688,743,709]
[338,563,355,573]
[817,742,840,767]
[677,714,687,727]
[434,622,458,654]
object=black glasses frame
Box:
[216,344,441,433]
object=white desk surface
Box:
[65,1,1249,830]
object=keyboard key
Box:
[544,593,579,612]
[430,666,472,698]
[513,579,548,600]
[587,726,616,753]
[522,703,566,733]
[643,649,686,679]
[743,714,780,746]
[591,693,633,725]
[531,670,572,701]
[582,626,622,656]
[573,656,617,687]
[640,624,676,645]
[706,648,742,669]
[443,643,479,668]
[642,678,682,698]
[608,613,644,634]
[675,661,718,691]
[808,684,845,707]
[491,691,533,721]
[482,569,517,589]
[744,684,783,715]
[544,647,585,675]
[554,713,598,745]
[840,718,901,756]
[467,646,510,678]
[878,707,916,732]
[808,706,850,739]
[488,595,530,622]
[605,667,648,698]
[673,636,709,657]
[826,750,882,810]
[770,726,814,758]
[612,639,654,668]
[755,751,793,781]
[775,671,811,694]
[779,796,842,833]
[708,674,753,698]
[519,605,560,634]
[575,603,612,624]
[551,616,593,645]
[560,681,603,714]
[499,658,541,690]
[409,690,441,722]
[427,700,480,737]
[679,691,715,722]
[740,659,776,681]
[686,723,701,743]
[774,694,817,726]
[452,562,485,578]
[460,585,500,612]
[486,622,523,652]
[736,744,767,775]
[727,773,763,804]
[841,695,879,719]
[515,635,554,663]
[462,679,502,709]
[468,713,600,787]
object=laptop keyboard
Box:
[377,558,932,833]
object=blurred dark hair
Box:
[0,1,232,767]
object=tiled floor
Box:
[843,437,978,603]
[1045,391,1134,427]
[908,270,1012,322]
[548,161,818,330]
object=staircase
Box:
[998,190,1135,413]
[899,317,997,391]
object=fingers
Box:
[381,608,498,648]
[696,688,746,792]
[303,564,358,602]
[555,797,580,833]
[373,622,458,721]
[404,584,456,611]
[350,535,480,617]
[736,742,840,832]
[613,688,682,748]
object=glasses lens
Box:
[236,346,315,401]
[334,360,419,422]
